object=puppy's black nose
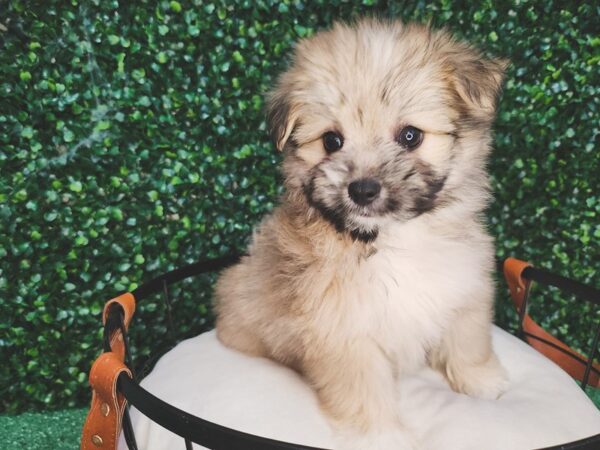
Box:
[348,178,381,206]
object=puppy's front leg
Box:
[432,304,509,400]
[304,338,416,450]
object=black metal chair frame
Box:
[102,256,600,450]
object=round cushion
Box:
[121,327,600,449]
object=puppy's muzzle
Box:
[348,178,381,206]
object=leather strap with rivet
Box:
[81,352,132,449]
[81,293,136,450]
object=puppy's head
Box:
[267,19,506,242]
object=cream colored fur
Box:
[214,19,508,450]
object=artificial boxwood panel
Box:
[0,1,598,413]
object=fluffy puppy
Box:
[215,19,508,449]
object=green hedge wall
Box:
[1,1,598,413]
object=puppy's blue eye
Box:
[396,126,423,150]
[322,131,344,153]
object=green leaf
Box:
[63,129,75,142]
[232,50,244,63]
[75,235,89,246]
[94,120,111,131]
[156,51,168,64]
[69,181,83,192]
[21,127,34,139]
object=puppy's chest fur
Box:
[295,226,489,371]
[222,212,495,375]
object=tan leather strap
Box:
[81,352,132,450]
[504,257,600,387]
[81,293,136,449]
[102,293,136,362]
[103,293,136,328]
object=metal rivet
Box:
[92,435,103,446]
[101,403,110,416]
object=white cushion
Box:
[121,327,600,450]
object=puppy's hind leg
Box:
[431,302,509,400]
[304,338,417,450]
[215,315,267,358]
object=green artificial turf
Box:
[0,408,86,449]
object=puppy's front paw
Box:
[335,427,418,450]
[450,354,509,400]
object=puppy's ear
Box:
[266,89,298,151]
[448,49,509,121]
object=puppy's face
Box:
[268,20,506,242]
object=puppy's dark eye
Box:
[322,131,344,153]
[396,126,423,150]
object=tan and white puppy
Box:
[215,19,509,449]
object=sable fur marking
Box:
[215,18,508,450]
[303,178,347,235]
[409,175,448,216]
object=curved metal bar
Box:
[132,254,241,301]
[521,266,600,306]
